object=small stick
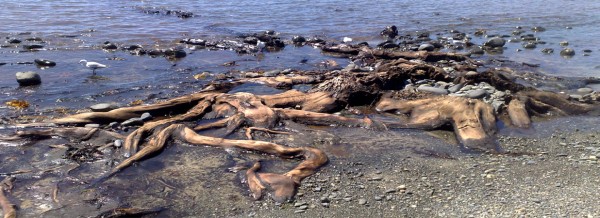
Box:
[245,127,290,140]
[52,183,59,203]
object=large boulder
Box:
[483,37,506,48]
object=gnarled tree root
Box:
[101,124,327,203]
[0,188,16,218]
[376,96,498,151]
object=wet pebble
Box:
[560,48,575,56]
[417,86,448,95]
[483,37,505,48]
[469,46,484,55]
[8,38,21,44]
[90,103,119,112]
[34,59,56,67]
[22,44,44,50]
[15,71,41,86]
[541,48,554,54]
[559,41,569,46]
[140,112,153,121]
[418,43,435,51]
[85,123,100,128]
[122,117,144,126]
[466,89,488,99]
[522,42,536,49]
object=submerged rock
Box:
[541,48,554,54]
[469,46,485,55]
[484,37,506,48]
[22,44,44,50]
[380,25,398,39]
[522,42,536,49]
[560,48,575,57]
[16,71,41,86]
[34,59,56,67]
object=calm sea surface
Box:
[0,0,599,108]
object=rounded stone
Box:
[22,44,44,50]
[15,71,41,86]
[466,89,488,99]
[292,35,306,44]
[34,59,56,67]
[522,42,536,49]
[140,112,153,121]
[560,48,575,56]
[418,43,435,51]
[577,87,593,94]
[483,37,506,48]
[541,48,554,54]
[469,46,484,55]
[165,47,186,58]
[417,86,449,95]
[90,103,119,112]
[559,41,569,46]
[8,38,21,44]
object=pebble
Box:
[468,46,484,55]
[114,139,123,147]
[294,210,305,214]
[109,122,119,128]
[522,42,536,49]
[541,48,554,54]
[418,43,435,51]
[34,59,56,67]
[560,48,576,56]
[466,89,488,99]
[90,103,119,112]
[448,83,464,93]
[343,197,352,202]
[483,37,506,48]
[369,175,383,181]
[465,71,478,76]
[121,118,144,126]
[385,188,397,193]
[577,87,593,94]
[374,195,383,201]
[417,86,448,95]
[313,186,322,192]
[559,41,569,46]
[358,199,367,205]
[140,112,153,121]
[264,70,280,77]
[84,123,100,128]
[15,71,41,86]
[23,44,44,50]
[292,35,306,44]
[8,38,21,44]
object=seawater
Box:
[0,0,599,109]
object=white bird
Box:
[79,59,107,75]
[256,40,266,52]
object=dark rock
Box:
[25,37,43,41]
[148,49,164,57]
[307,37,325,44]
[508,37,521,43]
[512,30,524,35]
[583,49,592,53]
[22,44,44,50]
[7,38,21,44]
[452,33,466,40]
[165,47,186,58]
[483,37,505,48]
[560,48,576,56]
[469,46,485,55]
[473,29,486,36]
[521,36,538,41]
[380,25,398,39]
[541,48,554,54]
[531,26,546,32]
[15,71,41,86]
[418,43,435,51]
[181,38,205,46]
[102,42,118,50]
[522,42,536,49]
[34,59,56,67]
[378,41,398,49]
[125,44,143,50]
[560,41,569,46]
[243,37,258,45]
[292,35,306,44]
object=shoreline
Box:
[0,26,599,217]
